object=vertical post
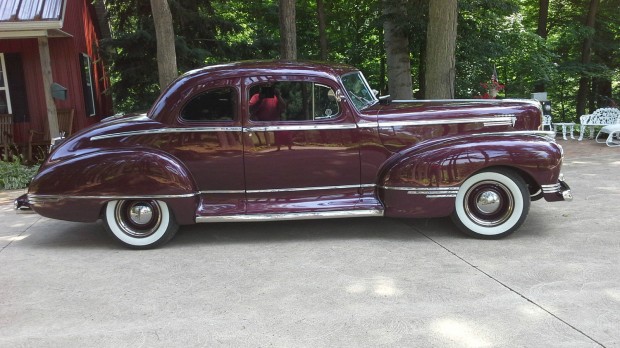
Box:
[37,36,59,140]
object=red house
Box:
[0,0,112,159]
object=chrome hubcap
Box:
[464,181,514,227]
[129,204,154,225]
[114,200,162,238]
[476,191,501,214]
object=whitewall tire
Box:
[103,200,179,249]
[451,169,530,239]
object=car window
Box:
[181,87,236,122]
[249,81,340,122]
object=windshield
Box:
[341,71,377,110]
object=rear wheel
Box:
[451,169,530,239]
[103,200,178,249]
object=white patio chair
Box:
[595,124,620,147]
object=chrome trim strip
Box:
[471,130,555,138]
[28,193,198,203]
[200,190,246,194]
[201,184,377,195]
[246,184,365,194]
[380,186,460,198]
[357,123,379,128]
[196,209,384,223]
[378,116,516,128]
[91,127,243,141]
[244,124,357,132]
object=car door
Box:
[242,76,362,214]
[164,79,246,216]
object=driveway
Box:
[0,139,618,347]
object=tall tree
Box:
[317,0,328,60]
[576,0,600,118]
[383,0,413,100]
[425,0,457,99]
[279,0,297,60]
[534,0,549,92]
[150,0,178,89]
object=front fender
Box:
[28,149,198,224]
[378,133,563,218]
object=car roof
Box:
[180,60,359,81]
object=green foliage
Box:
[0,158,39,190]
[102,0,619,115]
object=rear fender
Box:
[28,149,199,224]
[378,134,563,218]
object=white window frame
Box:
[0,53,13,114]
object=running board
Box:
[196,209,384,223]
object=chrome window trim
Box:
[244,124,357,132]
[90,127,243,141]
[196,209,384,223]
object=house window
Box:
[80,53,96,116]
[0,53,12,114]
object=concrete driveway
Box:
[0,139,618,347]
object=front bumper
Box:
[542,174,572,202]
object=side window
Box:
[249,81,339,122]
[181,87,236,122]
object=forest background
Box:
[101,0,619,123]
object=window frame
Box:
[0,53,13,114]
[247,78,342,123]
[179,86,238,123]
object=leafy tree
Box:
[100,0,619,117]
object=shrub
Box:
[0,158,39,190]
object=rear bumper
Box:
[14,193,35,214]
[542,174,572,202]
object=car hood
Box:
[368,99,542,123]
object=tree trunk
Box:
[382,0,413,100]
[424,0,457,99]
[150,0,178,89]
[279,0,297,60]
[316,0,328,61]
[536,0,549,39]
[534,0,549,92]
[576,0,599,118]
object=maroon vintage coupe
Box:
[16,61,571,248]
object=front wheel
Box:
[103,200,179,249]
[451,169,530,239]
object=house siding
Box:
[0,0,111,144]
